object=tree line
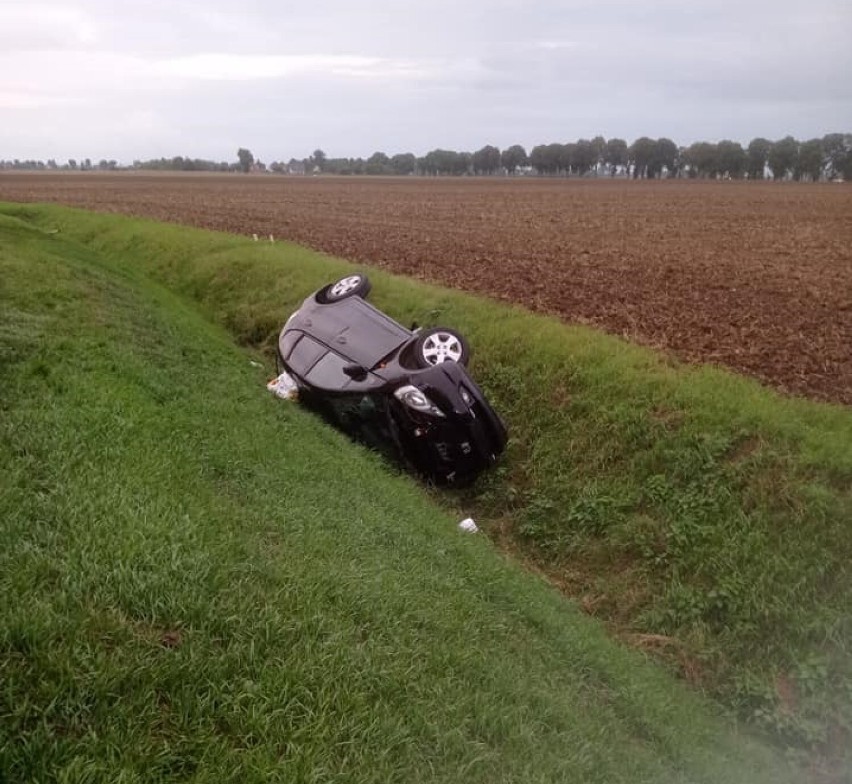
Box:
[302,134,850,180]
[2,133,850,181]
[0,156,241,173]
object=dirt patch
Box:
[2,172,850,404]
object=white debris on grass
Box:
[267,371,298,400]
[458,517,478,533]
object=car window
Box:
[325,394,393,454]
[288,334,326,373]
[305,351,382,392]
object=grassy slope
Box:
[2,205,849,762]
[0,214,796,781]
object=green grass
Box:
[0,204,847,779]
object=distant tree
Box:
[682,142,718,178]
[446,150,463,175]
[366,151,390,175]
[500,144,528,174]
[795,138,824,181]
[311,148,327,172]
[604,138,628,175]
[843,142,852,180]
[629,137,656,178]
[420,150,438,174]
[319,157,344,175]
[472,145,501,174]
[590,136,607,173]
[131,156,225,173]
[335,158,354,175]
[67,159,77,170]
[530,143,568,175]
[82,158,92,171]
[236,148,254,173]
[573,139,597,176]
[650,137,678,177]
[768,136,799,180]
[390,152,416,175]
[716,140,746,178]
[425,150,445,175]
[420,149,468,175]
[529,144,550,174]
[821,133,851,179]
[559,143,575,175]
[746,138,772,179]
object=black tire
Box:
[317,274,371,303]
[413,327,470,368]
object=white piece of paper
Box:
[266,371,299,400]
[458,517,478,533]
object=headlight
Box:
[394,385,445,417]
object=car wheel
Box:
[414,327,470,367]
[318,274,371,303]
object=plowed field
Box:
[2,172,850,403]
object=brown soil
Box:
[2,172,850,404]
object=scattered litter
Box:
[252,233,259,241]
[269,234,275,243]
[458,517,478,533]
[249,360,263,368]
[266,371,298,400]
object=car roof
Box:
[294,296,411,369]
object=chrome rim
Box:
[421,332,463,364]
[329,275,362,298]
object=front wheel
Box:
[413,327,470,367]
[317,274,371,303]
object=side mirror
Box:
[343,364,368,381]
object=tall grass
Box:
[4,203,850,769]
[0,211,800,781]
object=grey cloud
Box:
[0,0,849,161]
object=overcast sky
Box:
[1,0,850,163]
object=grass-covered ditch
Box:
[1,203,848,779]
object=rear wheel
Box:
[413,327,470,367]
[318,274,371,303]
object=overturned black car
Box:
[276,274,507,485]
